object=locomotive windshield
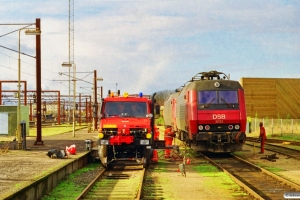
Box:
[198,90,238,107]
[104,102,147,117]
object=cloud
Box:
[0,0,300,97]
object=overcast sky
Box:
[0,0,299,99]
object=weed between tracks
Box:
[42,163,103,200]
[255,163,284,174]
[193,164,249,198]
[0,141,9,154]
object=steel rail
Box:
[201,152,300,199]
[76,168,107,200]
[246,138,300,160]
[201,153,264,200]
[247,136,300,146]
[76,167,145,200]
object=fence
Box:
[247,118,300,138]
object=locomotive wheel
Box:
[98,145,108,168]
[143,147,151,168]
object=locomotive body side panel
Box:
[175,90,187,131]
[163,92,179,129]
[163,95,173,127]
[171,95,178,131]
[238,89,247,132]
[187,89,198,140]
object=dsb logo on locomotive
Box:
[212,114,226,119]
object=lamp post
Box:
[17,28,41,149]
[60,99,66,123]
[62,62,76,137]
[93,70,103,131]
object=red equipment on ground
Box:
[66,144,76,155]
[151,126,160,162]
[164,126,175,158]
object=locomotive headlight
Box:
[146,133,152,139]
[198,125,204,130]
[214,82,220,88]
[98,132,104,139]
[235,125,240,130]
[228,125,233,130]
[205,125,210,130]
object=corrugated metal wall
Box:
[240,78,300,119]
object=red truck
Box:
[97,91,163,168]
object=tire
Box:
[143,147,151,168]
[179,130,184,141]
[98,145,108,168]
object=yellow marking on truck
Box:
[103,124,117,128]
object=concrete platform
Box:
[0,128,99,200]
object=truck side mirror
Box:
[154,104,160,119]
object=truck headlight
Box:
[100,140,109,145]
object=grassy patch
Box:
[255,163,283,174]
[29,124,88,137]
[193,163,219,174]
[42,163,101,200]
[154,162,168,173]
[232,151,244,156]
[194,164,249,198]
[269,134,300,141]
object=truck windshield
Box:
[104,102,147,117]
[198,90,238,106]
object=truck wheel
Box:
[98,145,108,168]
[178,130,184,141]
[143,147,151,168]
[185,132,191,147]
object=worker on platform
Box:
[258,122,267,154]
[164,126,175,158]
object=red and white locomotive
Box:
[163,70,247,152]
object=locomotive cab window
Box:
[218,91,238,104]
[198,90,238,108]
[198,91,217,105]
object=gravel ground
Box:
[0,128,98,199]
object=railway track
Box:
[246,137,300,160]
[201,152,300,200]
[247,137,300,146]
[76,167,145,200]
